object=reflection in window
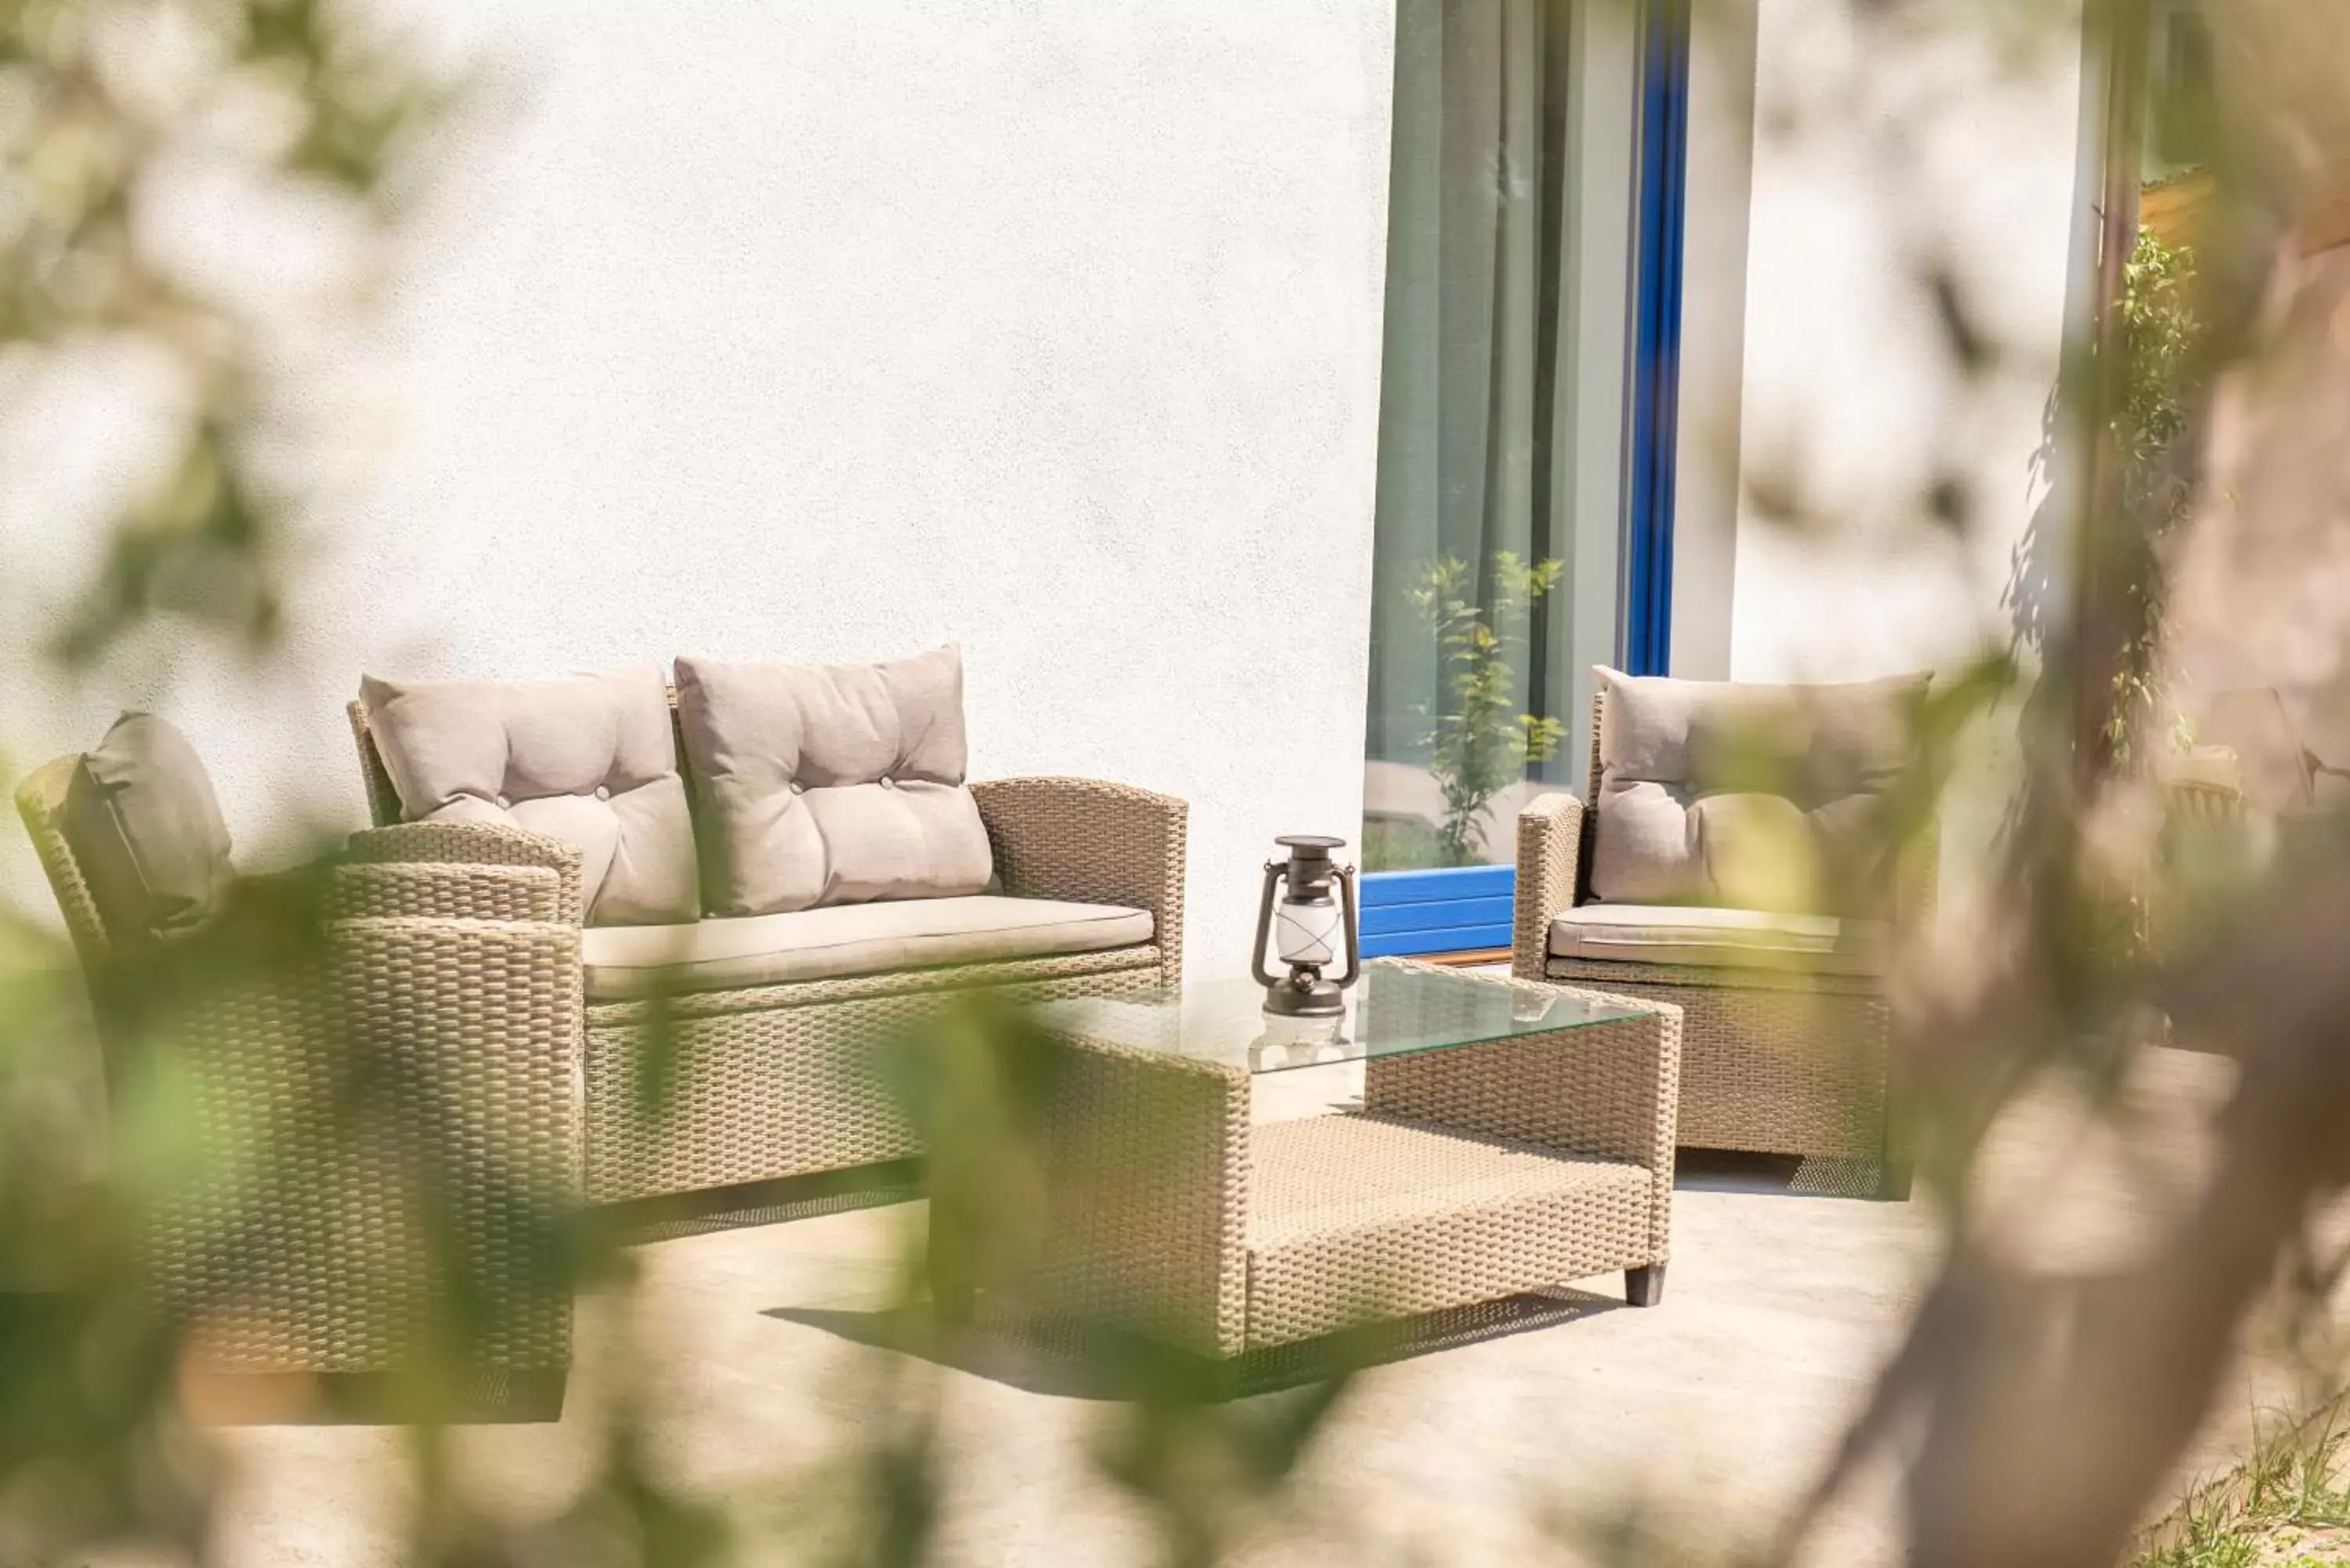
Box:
[1361,0,1628,874]
[2138,0,2214,243]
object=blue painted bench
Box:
[1358,864,1515,958]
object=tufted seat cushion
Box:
[674,646,996,916]
[1589,665,1927,914]
[578,894,1152,1000]
[1549,902,1886,976]
[358,666,700,926]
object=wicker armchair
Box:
[348,699,1188,1207]
[1513,694,1933,1199]
[16,759,581,1378]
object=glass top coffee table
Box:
[942,959,1683,1384]
[1033,959,1651,1075]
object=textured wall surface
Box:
[1727,0,2089,684]
[1665,0,1759,681]
[1723,0,2092,919]
[2,1,1398,984]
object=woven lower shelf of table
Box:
[1243,1113,1654,1349]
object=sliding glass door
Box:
[1361,0,1650,956]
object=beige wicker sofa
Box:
[1513,668,1932,1198]
[18,716,580,1378]
[347,647,1186,1208]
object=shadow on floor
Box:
[598,1151,1885,1253]
[1,1294,571,1427]
[183,1368,569,1427]
[769,1286,1624,1401]
[1676,1148,1893,1200]
[596,1159,924,1245]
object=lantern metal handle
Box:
[1248,859,1286,990]
[1332,862,1361,988]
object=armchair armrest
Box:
[150,913,582,1372]
[343,821,584,927]
[1513,793,1585,978]
[323,861,563,924]
[970,777,1187,988]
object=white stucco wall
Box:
[1726,0,2088,685]
[1,1,1398,985]
[1716,0,2092,918]
[1665,0,1758,682]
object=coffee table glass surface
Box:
[1031,959,1649,1075]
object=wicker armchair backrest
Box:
[347,699,402,827]
[1585,692,1605,810]
[1580,693,1607,905]
[1582,688,1938,920]
[2168,777,2250,827]
[13,755,115,969]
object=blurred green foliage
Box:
[2138,1404,2350,1568]
[2105,224,2204,771]
[0,3,2341,1567]
[1,0,446,670]
[1359,813,1445,873]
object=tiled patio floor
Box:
[204,1044,2333,1566]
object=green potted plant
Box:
[1407,551,1565,867]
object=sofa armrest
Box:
[970,777,1187,988]
[1513,793,1585,978]
[343,821,585,927]
[323,861,564,924]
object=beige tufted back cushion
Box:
[358,666,700,926]
[1589,666,1928,913]
[674,646,995,916]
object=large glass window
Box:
[1361,0,1639,906]
[2138,0,2214,241]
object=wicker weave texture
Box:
[16,756,114,969]
[349,697,405,829]
[161,917,580,1373]
[1244,1115,1655,1346]
[1513,792,1584,978]
[981,1034,1251,1359]
[582,952,1164,1204]
[1540,959,1886,1160]
[345,819,586,927]
[997,961,1676,1360]
[1362,978,1683,1250]
[584,943,1162,1024]
[971,776,1187,992]
[323,861,563,924]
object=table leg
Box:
[1626,1263,1666,1307]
